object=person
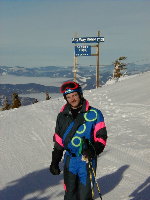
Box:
[49,81,107,200]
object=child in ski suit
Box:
[50,81,107,200]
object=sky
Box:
[0,71,150,200]
[0,0,150,67]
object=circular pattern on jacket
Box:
[84,109,98,122]
[71,136,82,147]
[76,124,86,134]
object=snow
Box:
[0,72,150,200]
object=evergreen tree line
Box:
[1,92,51,111]
[1,93,21,111]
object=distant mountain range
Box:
[0,63,150,107]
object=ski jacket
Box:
[53,99,107,158]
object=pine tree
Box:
[2,97,11,111]
[113,56,127,78]
[46,92,51,100]
[11,93,21,109]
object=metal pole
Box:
[89,161,102,200]
[96,31,100,88]
[73,33,78,82]
[73,55,77,82]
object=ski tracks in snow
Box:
[92,90,150,200]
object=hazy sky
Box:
[0,0,150,67]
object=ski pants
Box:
[63,155,97,200]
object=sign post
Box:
[72,31,104,88]
[96,31,100,88]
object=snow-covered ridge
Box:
[105,70,150,86]
[0,72,150,200]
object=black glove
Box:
[49,163,60,175]
[82,148,95,160]
[82,138,96,160]
[49,147,63,175]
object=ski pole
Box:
[82,155,95,199]
[89,162,95,199]
[89,161,102,200]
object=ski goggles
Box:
[60,81,81,94]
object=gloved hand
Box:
[49,147,63,175]
[81,138,96,160]
[49,163,61,175]
[82,148,95,160]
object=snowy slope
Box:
[0,72,150,200]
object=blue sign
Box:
[72,37,104,43]
[75,45,91,56]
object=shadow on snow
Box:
[129,176,150,200]
[1,164,149,200]
[0,164,128,200]
[0,167,63,200]
[94,164,129,199]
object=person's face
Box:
[65,92,81,109]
